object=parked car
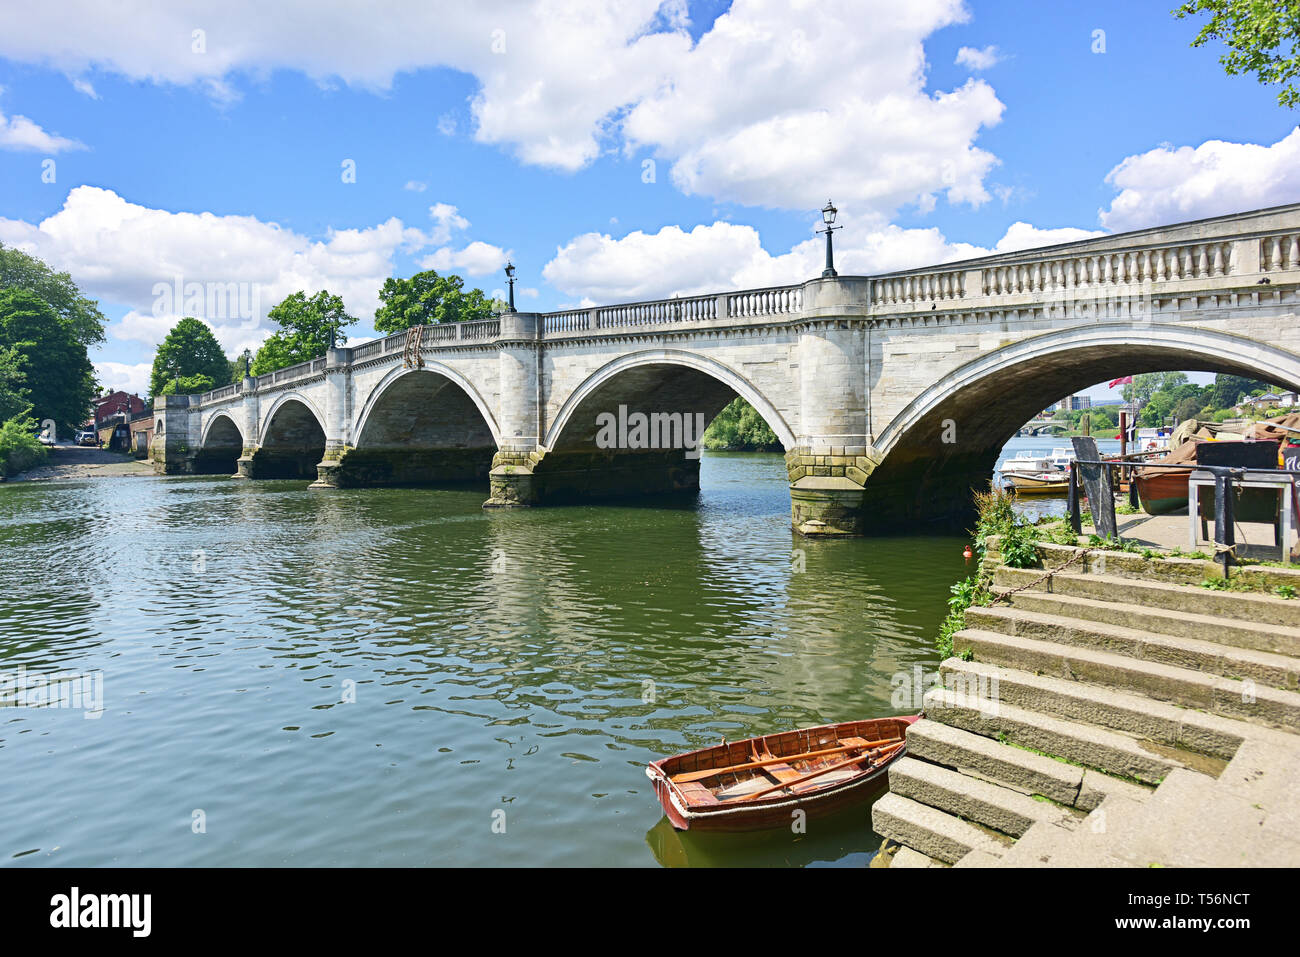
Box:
[77,430,98,447]
[37,430,56,447]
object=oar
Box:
[723,741,904,802]
[670,738,902,785]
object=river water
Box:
[0,445,1097,867]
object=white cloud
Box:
[955,45,1000,71]
[0,88,85,152]
[94,360,151,396]
[420,240,509,277]
[0,1,1005,215]
[1100,128,1300,232]
[993,222,1105,253]
[542,214,1111,303]
[69,76,99,99]
[427,202,470,244]
[404,180,427,192]
[0,186,430,350]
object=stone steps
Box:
[880,557,1300,867]
[888,756,1077,837]
[965,603,1300,691]
[953,626,1300,732]
[921,686,1183,784]
[904,716,1151,809]
[993,566,1300,630]
[938,657,1254,762]
[996,586,1300,659]
[871,792,1011,865]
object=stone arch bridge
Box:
[152,203,1300,536]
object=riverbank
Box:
[875,529,1300,867]
[4,444,155,481]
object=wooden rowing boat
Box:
[646,715,920,832]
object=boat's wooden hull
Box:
[1002,472,1069,495]
[647,716,919,832]
[1135,469,1188,515]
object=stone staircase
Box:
[873,564,1300,867]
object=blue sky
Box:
[0,0,1297,399]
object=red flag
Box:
[1108,375,1133,388]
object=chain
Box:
[988,547,1090,605]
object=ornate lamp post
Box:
[504,261,517,313]
[818,200,840,278]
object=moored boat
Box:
[646,715,919,832]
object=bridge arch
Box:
[256,392,328,480]
[544,350,796,451]
[354,362,502,449]
[335,363,500,487]
[194,410,244,475]
[528,349,795,504]
[865,322,1300,530]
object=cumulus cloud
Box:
[419,240,509,277]
[0,0,1005,216]
[1100,128,1300,232]
[0,88,85,152]
[0,186,430,349]
[955,45,1000,70]
[94,360,152,396]
[541,214,1094,303]
[404,180,427,192]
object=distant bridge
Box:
[153,203,1300,535]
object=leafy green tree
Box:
[0,415,47,477]
[0,242,107,348]
[0,344,30,422]
[150,318,231,397]
[1209,373,1274,409]
[159,374,217,396]
[0,289,96,433]
[251,290,355,376]
[374,270,498,333]
[1175,395,1203,422]
[702,398,783,451]
[1176,0,1300,107]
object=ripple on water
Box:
[0,456,966,866]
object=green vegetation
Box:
[151,318,233,396]
[0,288,97,434]
[251,291,356,377]
[0,415,46,477]
[702,398,782,451]
[1176,0,1300,108]
[373,269,500,333]
[1116,372,1284,429]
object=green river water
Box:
[0,451,985,867]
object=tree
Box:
[159,374,217,396]
[1209,373,1274,409]
[0,289,96,433]
[1176,0,1300,108]
[150,318,231,397]
[702,398,783,451]
[0,344,30,422]
[251,290,356,376]
[1175,395,1203,422]
[0,242,107,347]
[374,270,498,333]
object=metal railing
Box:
[1067,458,1300,575]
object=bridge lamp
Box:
[818,200,840,278]
[504,261,517,313]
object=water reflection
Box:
[0,454,966,866]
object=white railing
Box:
[1262,234,1300,272]
[978,240,1235,298]
[726,285,801,318]
[543,310,590,333]
[874,271,966,306]
[596,293,719,329]
[460,318,500,340]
